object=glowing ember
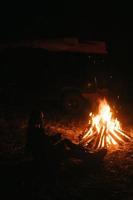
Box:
[81,99,130,150]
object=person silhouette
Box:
[25,110,59,196]
[26,110,46,161]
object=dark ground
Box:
[0,101,133,200]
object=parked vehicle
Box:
[0,38,111,114]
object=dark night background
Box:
[0,2,132,105]
[0,2,133,95]
[0,2,133,200]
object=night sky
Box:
[0,3,132,41]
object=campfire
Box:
[80,98,130,151]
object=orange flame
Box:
[81,99,130,150]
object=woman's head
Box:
[29,110,45,128]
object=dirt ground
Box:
[0,105,133,200]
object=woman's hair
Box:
[28,110,44,128]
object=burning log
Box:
[80,98,131,151]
